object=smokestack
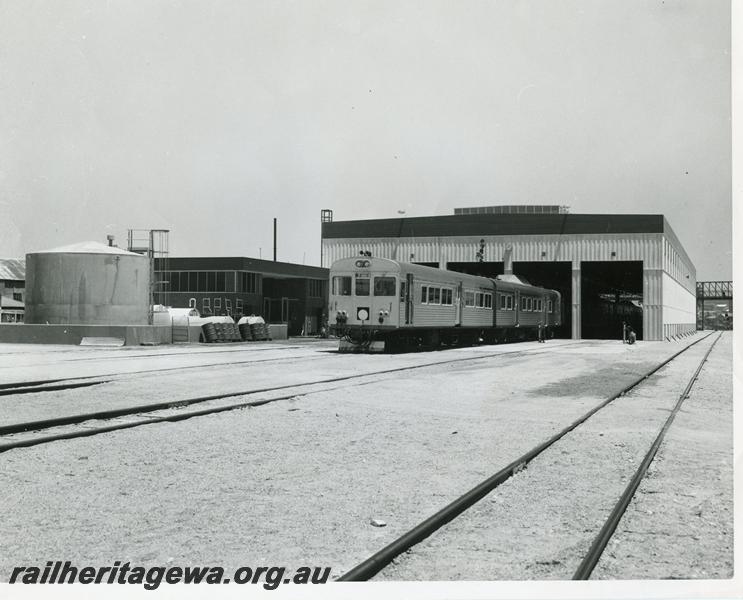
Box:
[273,218,277,262]
[503,245,513,275]
[107,235,115,247]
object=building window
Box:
[236,298,243,313]
[202,298,210,313]
[225,299,232,315]
[13,293,22,302]
[214,298,222,310]
[238,272,259,294]
[309,279,324,298]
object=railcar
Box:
[329,257,561,351]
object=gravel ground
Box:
[592,331,733,579]
[0,341,332,386]
[375,333,730,580]
[0,332,727,583]
[0,340,583,427]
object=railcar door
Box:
[455,282,463,326]
[404,273,414,324]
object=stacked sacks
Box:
[200,316,239,343]
[237,316,253,341]
[240,315,270,341]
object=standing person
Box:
[626,325,636,345]
[537,322,545,343]
[622,321,627,343]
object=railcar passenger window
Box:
[548,299,553,313]
[506,295,513,310]
[400,281,406,302]
[374,277,396,296]
[432,288,441,304]
[500,294,506,309]
[421,286,428,304]
[355,275,370,296]
[485,293,492,309]
[465,291,475,307]
[476,293,484,308]
[442,289,453,305]
[332,276,352,296]
[527,297,533,311]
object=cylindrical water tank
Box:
[25,241,150,325]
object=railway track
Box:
[0,343,314,365]
[0,340,582,453]
[0,379,111,397]
[0,350,331,395]
[0,338,561,393]
[338,331,721,581]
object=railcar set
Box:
[329,257,562,351]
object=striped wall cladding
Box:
[322,233,666,269]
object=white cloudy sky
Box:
[0,0,732,279]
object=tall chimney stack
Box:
[273,218,277,262]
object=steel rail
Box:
[0,380,110,397]
[3,344,310,366]
[0,339,578,393]
[0,341,578,450]
[572,331,723,580]
[0,352,330,396]
[337,331,715,581]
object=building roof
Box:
[155,257,328,279]
[322,213,666,239]
[0,258,25,281]
[32,241,143,256]
[0,296,24,309]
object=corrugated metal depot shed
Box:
[321,213,696,341]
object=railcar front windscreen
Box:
[373,277,396,296]
[333,276,351,296]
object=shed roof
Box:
[0,296,24,308]
[0,258,25,281]
[322,214,668,239]
[156,257,328,279]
